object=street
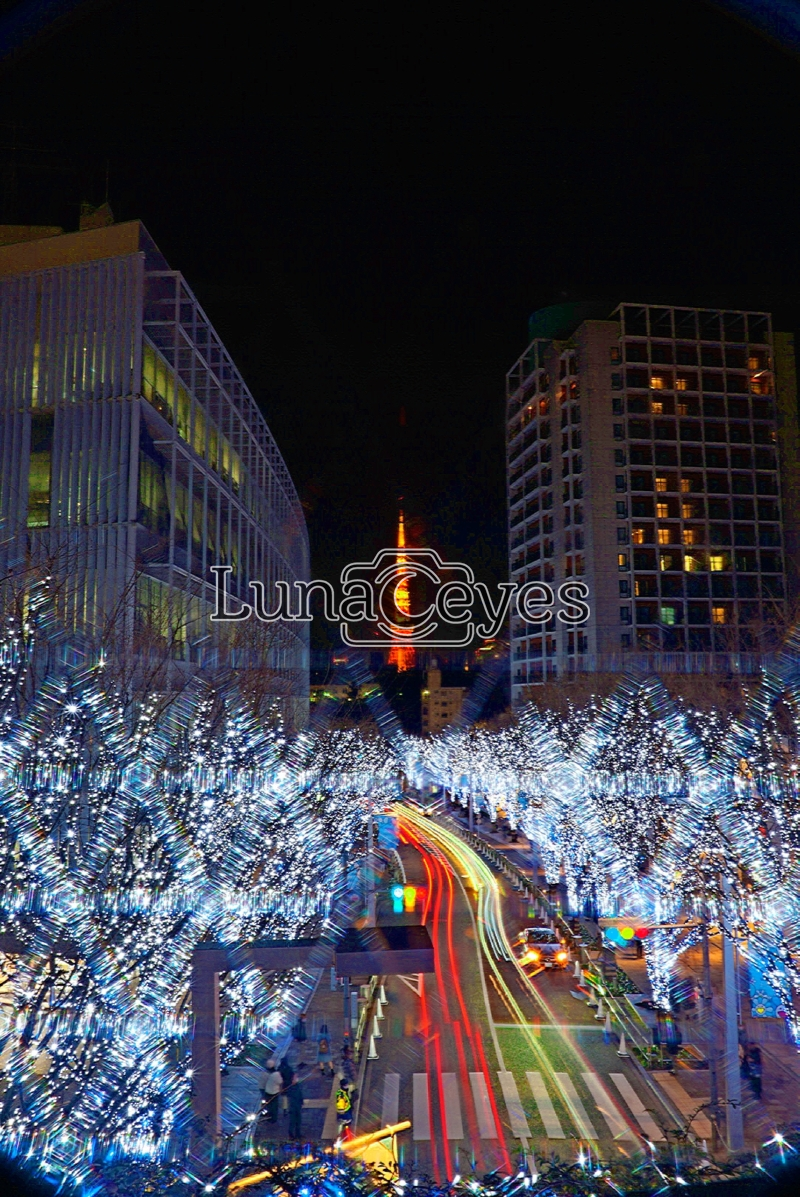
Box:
[356,805,678,1175]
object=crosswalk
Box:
[388,1067,666,1143]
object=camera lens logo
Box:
[341,549,477,648]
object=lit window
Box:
[661,606,676,626]
[660,554,674,571]
[651,400,663,414]
[682,528,696,545]
[709,554,726,572]
[680,478,691,494]
[677,402,688,415]
[650,376,665,390]
[748,356,759,371]
[618,553,629,570]
[632,526,645,545]
[676,378,687,391]
[657,502,669,519]
[655,476,667,492]
[712,606,726,624]
[684,555,699,572]
[682,503,694,519]
[658,527,670,545]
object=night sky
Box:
[2,1,800,610]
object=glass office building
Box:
[0,221,310,725]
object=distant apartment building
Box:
[506,302,800,706]
[421,663,467,734]
[0,219,310,725]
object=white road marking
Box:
[498,1070,532,1138]
[609,1073,665,1140]
[381,1072,400,1128]
[526,1070,565,1138]
[412,1073,431,1140]
[581,1072,636,1141]
[396,974,423,996]
[442,1072,464,1138]
[469,1071,497,1138]
[554,1072,600,1140]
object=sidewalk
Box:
[442,805,800,1150]
[222,968,356,1147]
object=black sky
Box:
[1,0,800,604]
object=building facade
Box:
[506,303,799,706]
[0,221,310,725]
[421,664,467,735]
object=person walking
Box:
[748,1045,763,1099]
[338,1043,356,1096]
[287,1070,304,1139]
[278,1054,293,1118]
[317,1023,334,1076]
[292,1013,307,1043]
[260,1058,282,1123]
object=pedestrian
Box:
[287,1070,304,1139]
[260,1058,282,1123]
[292,1013,307,1043]
[338,1043,356,1094]
[739,1042,750,1082]
[317,1023,334,1076]
[279,1054,293,1117]
[748,1046,763,1099]
[335,1081,353,1127]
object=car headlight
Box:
[556,951,567,962]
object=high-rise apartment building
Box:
[506,303,799,705]
[0,220,310,724]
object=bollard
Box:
[604,1011,612,1035]
[379,984,387,1004]
[595,997,605,1021]
[573,959,582,980]
[367,1034,379,1060]
[617,1031,630,1058]
[375,997,384,1020]
[372,1015,382,1040]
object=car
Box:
[517,926,570,970]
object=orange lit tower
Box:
[388,507,416,671]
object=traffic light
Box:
[598,918,652,947]
[389,884,423,913]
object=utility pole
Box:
[721,880,744,1150]
[702,912,721,1151]
[366,814,376,926]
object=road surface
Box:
[356,804,677,1177]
